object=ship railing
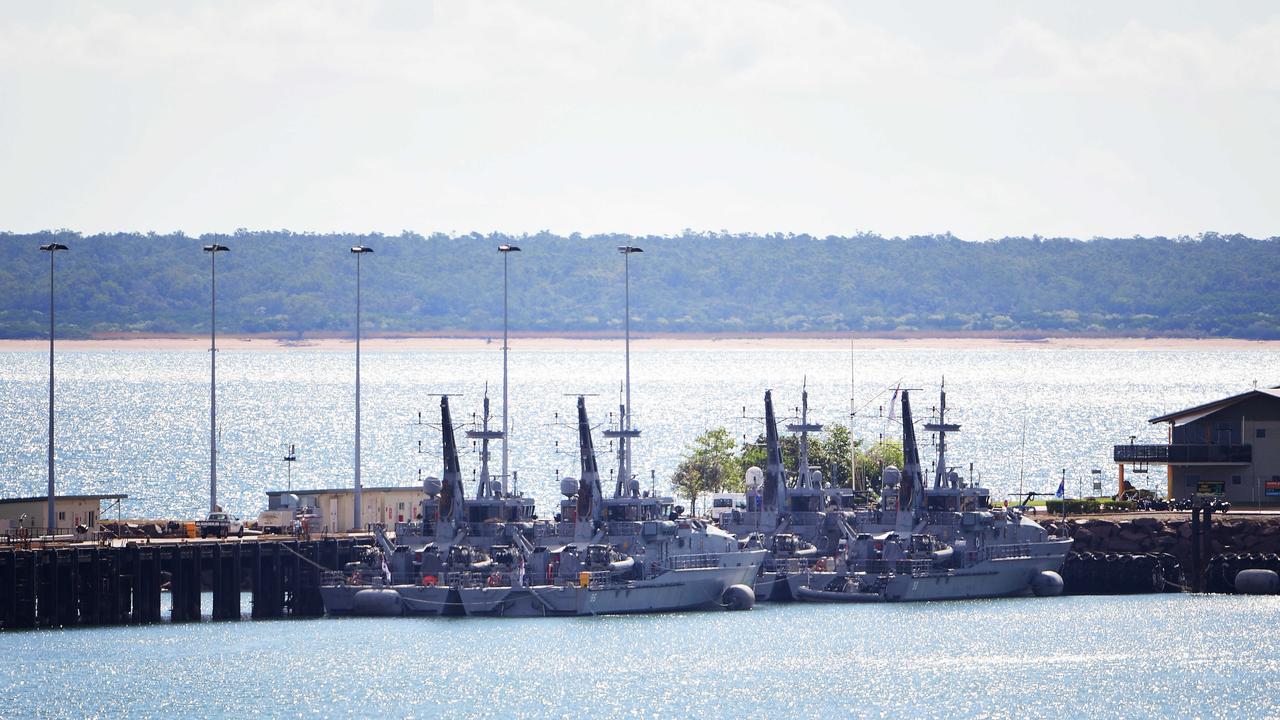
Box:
[667,553,721,571]
[985,544,1032,561]
[581,570,612,589]
[444,571,493,588]
[776,557,817,574]
[851,509,887,525]
[847,558,933,577]
[605,520,645,535]
[322,569,379,586]
[926,512,961,526]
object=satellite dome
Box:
[560,477,579,497]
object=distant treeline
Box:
[1,230,1277,338]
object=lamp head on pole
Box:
[40,243,69,253]
[202,244,229,253]
[498,245,521,253]
[617,245,643,254]
[350,245,374,255]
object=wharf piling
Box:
[0,538,368,630]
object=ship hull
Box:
[458,555,763,617]
[795,540,1072,603]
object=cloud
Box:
[0,1,1278,239]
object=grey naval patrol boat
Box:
[714,389,847,601]
[456,396,765,617]
[791,387,1071,603]
[321,395,538,617]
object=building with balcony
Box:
[1114,386,1280,503]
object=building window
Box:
[1232,475,1242,485]
[58,511,66,521]
[1258,428,1267,439]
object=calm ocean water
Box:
[1,344,1279,518]
[3,344,1280,718]
[1,593,1279,718]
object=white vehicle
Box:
[708,492,747,524]
[196,512,244,539]
[256,509,295,534]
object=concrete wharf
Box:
[0,536,372,630]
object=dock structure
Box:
[0,538,369,630]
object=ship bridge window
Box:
[789,496,820,512]
[926,496,953,511]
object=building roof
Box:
[265,486,422,497]
[1150,387,1280,425]
[0,493,127,505]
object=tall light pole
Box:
[498,244,520,496]
[202,243,229,514]
[40,242,67,531]
[610,245,643,494]
[351,245,373,531]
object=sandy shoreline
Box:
[0,335,1277,352]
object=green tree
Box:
[855,439,905,490]
[671,428,742,515]
[739,423,857,487]
[818,424,854,486]
[3,230,1280,339]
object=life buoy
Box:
[349,572,362,586]
[421,575,438,587]
[815,558,827,572]
[487,573,501,587]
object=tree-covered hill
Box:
[1,230,1277,338]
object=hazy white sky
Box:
[2,1,1277,240]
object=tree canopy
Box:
[670,428,742,515]
[2,229,1277,338]
[673,423,905,506]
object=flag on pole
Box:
[1054,477,1066,499]
[887,386,900,422]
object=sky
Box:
[1,1,1277,240]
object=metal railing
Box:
[985,543,1032,561]
[846,558,934,578]
[667,553,721,571]
[1113,443,1252,464]
[0,526,95,545]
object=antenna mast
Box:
[923,379,961,489]
[785,381,824,489]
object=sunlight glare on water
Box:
[2,595,1279,718]
[1,344,1277,518]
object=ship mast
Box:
[575,396,604,537]
[923,379,961,489]
[786,382,824,489]
[761,390,787,512]
[899,390,926,513]
[439,395,466,527]
[466,384,504,498]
